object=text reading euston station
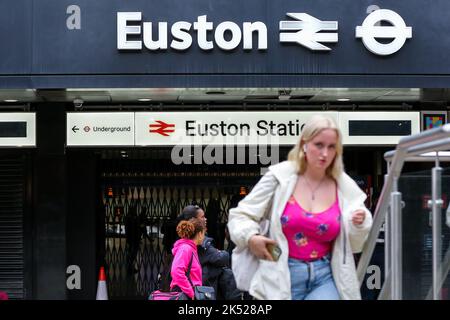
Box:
[185,120,305,136]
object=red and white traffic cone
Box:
[95,266,108,300]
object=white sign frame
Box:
[135,111,339,146]
[65,111,420,147]
[0,113,36,147]
[339,111,420,145]
[67,112,135,147]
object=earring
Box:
[303,145,307,152]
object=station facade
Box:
[0,0,449,299]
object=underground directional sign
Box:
[67,113,134,146]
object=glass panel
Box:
[398,166,450,299]
[399,168,432,299]
[440,167,450,300]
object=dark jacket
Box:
[198,236,230,281]
[198,236,241,300]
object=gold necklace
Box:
[303,175,326,201]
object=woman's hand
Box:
[351,209,366,226]
[248,235,277,261]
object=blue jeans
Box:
[288,256,340,300]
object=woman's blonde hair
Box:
[288,115,344,180]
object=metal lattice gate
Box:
[99,150,265,299]
[0,154,26,300]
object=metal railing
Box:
[356,123,450,300]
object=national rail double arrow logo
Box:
[149,120,175,136]
[279,13,338,51]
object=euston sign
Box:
[66,112,419,147]
[117,13,267,51]
[134,112,420,146]
[135,112,338,146]
[117,9,412,55]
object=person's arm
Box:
[347,202,373,253]
[203,245,230,267]
[339,173,373,254]
[227,170,278,249]
[171,248,194,299]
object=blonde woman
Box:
[228,115,372,300]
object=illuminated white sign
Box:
[117,13,267,51]
[135,112,339,146]
[66,112,420,147]
[118,10,412,55]
[0,113,35,147]
[339,112,420,145]
[67,113,134,146]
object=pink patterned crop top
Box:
[281,194,341,261]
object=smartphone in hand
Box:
[266,243,282,261]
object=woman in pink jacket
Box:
[170,218,206,299]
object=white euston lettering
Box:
[193,15,214,50]
[117,12,268,51]
[143,22,168,50]
[117,12,142,50]
[215,21,242,51]
[171,21,193,50]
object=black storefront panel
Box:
[2,0,450,88]
[349,120,412,136]
[0,122,27,138]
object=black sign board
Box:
[349,120,412,136]
[0,122,27,138]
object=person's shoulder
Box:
[198,237,213,251]
[337,172,366,199]
[268,161,297,183]
[338,172,359,187]
[174,239,195,250]
[268,160,295,172]
[204,236,214,247]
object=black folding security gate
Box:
[0,154,28,299]
[99,148,274,299]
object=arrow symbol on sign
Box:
[149,120,175,137]
[72,125,79,133]
[279,13,338,51]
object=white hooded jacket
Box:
[228,161,372,300]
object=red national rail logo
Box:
[149,120,175,136]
